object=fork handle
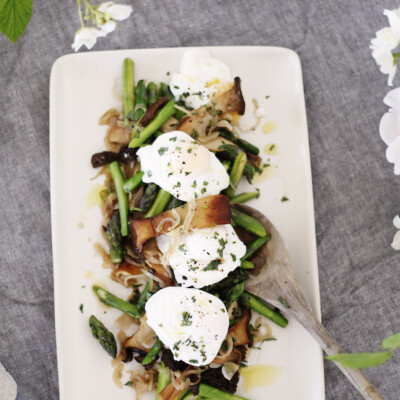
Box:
[288,305,384,400]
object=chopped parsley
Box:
[217,238,227,258]
[124,381,133,386]
[278,296,291,309]
[158,146,169,156]
[202,259,221,271]
[173,341,181,350]
[230,253,237,261]
[181,311,193,326]
[281,196,289,202]
[79,304,83,313]
[169,136,177,142]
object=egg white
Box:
[137,130,229,202]
[170,49,232,109]
[145,287,229,366]
[156,224,246,288]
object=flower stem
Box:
[77,0,85,27]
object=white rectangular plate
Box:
[50,46,324,400]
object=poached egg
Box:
[145,287,229,366]
[156,224,246,288]
[137,130,229,202]
[170,49,232,109]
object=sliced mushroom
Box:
[213,77,245,116]
[141,97,171,126]
[228,308,252,346]
[121,315,156,362]
[130,195,231,251]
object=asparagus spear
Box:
[242,236,271,260]
[89,315,117,358]
[159,82,174,99]
[230,208,267,237]
[225,152,247,198]
[240,291,288,328]
[229,191,260,204]
[134,79,148,121]
[129,100,176,148]
[135,281,150,314]
[156,362,171,400]
[122,58,135,125]
[198,384,249,400]
[221,159,231,173]
[142,338,163,365]
[92,286,141,319]
[106,213,123,263]
[140,183,159,213]
[109,161,129,236]
[166,196,185,210]
[145,188,172,218]
[218,149,255,182]
[223,281,245,309]
[123,171,144,193]
[240,260,254,269]
[219,129,259,155]
[147,81,159,106]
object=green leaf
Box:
[326,351,392,369]
[0,0,32,43]
[382,332,400,350]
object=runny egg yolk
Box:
[168,141,210,177]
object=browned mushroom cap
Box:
[121,316,157,363]
[213,77,245,116]
[141,97,171,126]
[228,308,252,346]
[246,151,262,169]
[130,195,231,251]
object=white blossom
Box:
[97,2,132,21]
[379,88,400,174]
[72,27,102,52]
[98,21,116,36]
[384,9,400,37]
[370,9,400,86]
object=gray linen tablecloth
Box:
[1,0,399,399]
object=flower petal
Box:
[97,1,114,13]
[384,9,400,37]
[391,230,400,250]
[393,215,400,229]
[386,135,400,166]
[370,27,400,52]
[379,110,400,145]
[383,87,400,109]
[371,50,397,86]
[105,4,132,21]
[98,21,116,36]
[72,27,101,52]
